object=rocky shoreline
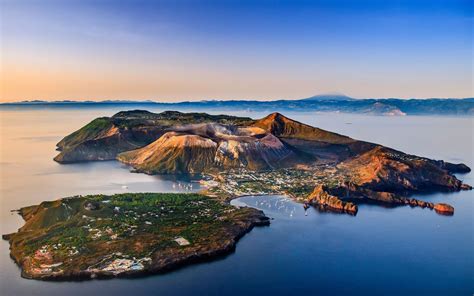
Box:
[3,193,269,281]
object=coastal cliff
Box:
[3,193,269,280]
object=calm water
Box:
[0,108,472,295]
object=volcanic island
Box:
[4,110,471,280]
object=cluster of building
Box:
[30,245,64,275]
[26,194,235,278]
[101,257,151,274]
[204,167,340,198]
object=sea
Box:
[0,107,472,295]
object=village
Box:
[202,166,350,201]
[19,193,240,277]
[19,165,359,277]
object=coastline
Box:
[3,193,270,281]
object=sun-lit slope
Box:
[214,132,298,170]
[54,117,142,163]
[117,123,301,174]
[56,117,114,150]
[253,112,353,143]
[172,123,301,169]
[54,110,253,163]
[253,112,376,162]
[304,146,472,215]
[55,110,376,165]
[118,132,218,174]
[338,146,471,192]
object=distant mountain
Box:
[2,96,473,116]
[301,93,355,101]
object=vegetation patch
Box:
[3,193,269,280]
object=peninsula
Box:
[3,193,269,280]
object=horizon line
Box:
[2,96,474,105]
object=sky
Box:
[0,0,472,102]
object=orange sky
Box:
[1,1,472,102]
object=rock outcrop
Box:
[307,185,358,214]
[434,203,455,215]
[338,146,467,192]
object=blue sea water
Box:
[0,108,472,295]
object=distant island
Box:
[1,94,473,116]
[4,110,472,281]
